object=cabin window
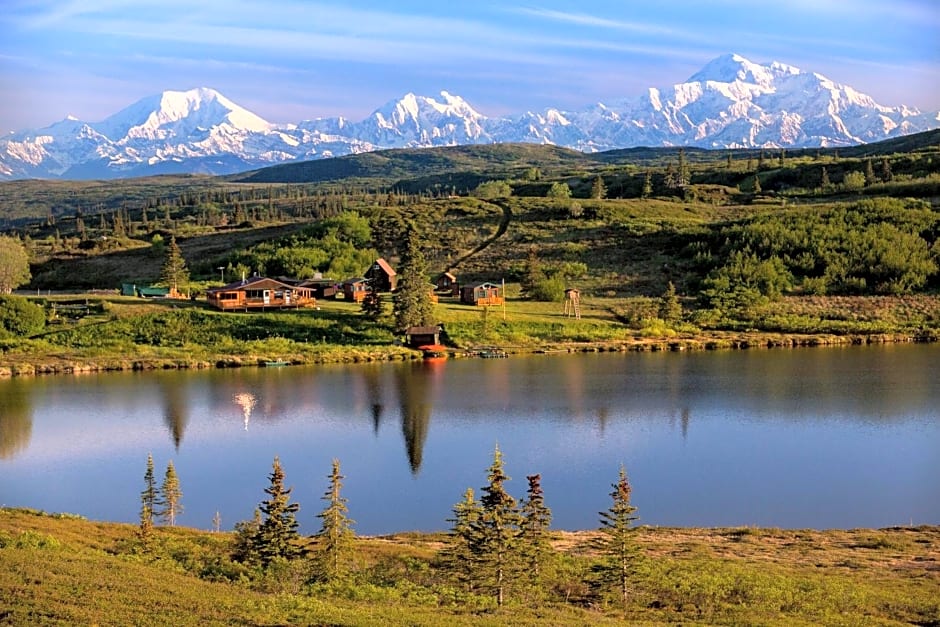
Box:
[246,289,264,300]
[220,292,238,301]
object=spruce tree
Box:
[159,236,189,292]
[158,461,183,526]
[442,487,483,593]
[255,456,301,567]
[677,149,690,186]
[312,459,355,581]
[864,159,875,187]
[470,445,522,607]
[880,157,892,182]
[820,166,831,190]
[591,175,607,199]
[138,453,157,546]
[658,282,682,324]
[594,465,640,611]
[392,228,435,333]
[641,171,653,198]
[519,474,553,591]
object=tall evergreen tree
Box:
[159,236,189,292]
[677,149,690,186]
[880,157,893,182]
[138,453,157,546]
[641,171,653,198]
[312,459,356,581]
[470,445,522,607]
[594,465,640,611]
[158,461,183,526]
[255,456,301,567]
[519,474,553,591]
[392,228,435,333]
[442,487,483,593]
[591,175,607,199]
[864,159,876,187]
[820,166,831,190]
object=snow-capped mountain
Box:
[1,55,937,180]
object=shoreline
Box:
[0,329,935,378]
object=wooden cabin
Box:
[460,281,504,306]
[206,277,314,311]
[299,278,340,299]
[435,272,458,296]
[342,278,369,303]
[365,258,397,292]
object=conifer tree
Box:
[820,166,831,190]
[591,175,607,199]
[726,152,733,170]
[594,465,640,610]
[880,157,892,182]
[658,281,682,324]
[864,159,876,187]
[255,456,301,567]
[677,149,690,186]
[442,487,483,593]
[159,236,189,292]
[641,171,653,198]
[519,474,553,591]
[392,227,435,333]
[158,461,182,526]
[470,445,522,607]
[312,459,355,581]
[752,174,762,194]
[138,453,157,546]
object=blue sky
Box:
[1,0,938,132]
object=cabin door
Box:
[263,290,271,305]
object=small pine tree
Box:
[864,159,875,187]
[677,149,690,186]
[158,461,182,526]
[658,282,682,324]
[880,157,892,182]
[312,459,356,581]
[470,445,522,607]
[752,175,762,194]
[519,474,553,593]
[641,171,653,198]
[138,453,157,547]
[726,152,733,170]
[255,456,301,567]
[232,508,262,565]
[442,487,483,594]
[361,291,383,320]
[594,465,640,611]
[820,166,831,190]
[591,175,607,199]
[778,150,785,166]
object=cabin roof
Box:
[206,276,296,293]
[374,258,397,277]
[406,325,440,335]
[465,281,501,289]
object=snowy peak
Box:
[1,54,938,180]
[688,53,799,88]
[95,87,272,140]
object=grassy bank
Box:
[1,508,937,626]
[1,291,938,377]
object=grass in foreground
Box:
[1,508,937,626]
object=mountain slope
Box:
[1,54,937,180]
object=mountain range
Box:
[2,53,937,181]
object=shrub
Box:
[0,295,46,338]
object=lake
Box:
[1,344,938,535]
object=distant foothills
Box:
[2,53,938,181]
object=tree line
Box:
[137,447,643,610]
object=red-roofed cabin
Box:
[460,282,504,306]
[206,277,315,311]
[365,258,397,292]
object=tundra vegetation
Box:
[0,450,937,625]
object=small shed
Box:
[435,272,458,295]
[405,326,441,349]
[460,282,504,306]
[342,278,369,303]
[365,258,398,292]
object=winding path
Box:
[445,199,512,274]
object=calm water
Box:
[0,344,937,535]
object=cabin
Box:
[206,276,315,311]
[460,281,504,306]
[405,325,441,349]
[435,272,458,296]
[341,278,370,303]
[299,277,340,299]
[365,258,397,292]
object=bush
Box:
[529,276,567,302]
[0,296,46,338]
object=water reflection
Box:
[396,360,441,474]
[233,393,257,430]
[0,380,32,459]
[160,380,189,450]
